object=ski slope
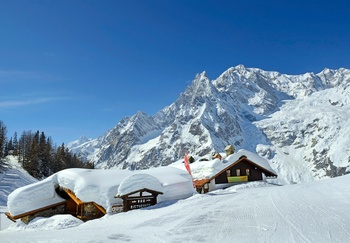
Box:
[1,175,350,242]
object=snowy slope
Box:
[0,156,37,206]
[1,175,350,242]
[0,156,37,230]
[68,65,350,184]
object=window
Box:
[226,170,231,177]
[246,169,250,176]
[236,169,241,176]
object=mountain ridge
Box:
[68,65,350,184]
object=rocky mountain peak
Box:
[68,66,350,184]
[191,71,213,97]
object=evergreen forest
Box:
[0,120,93,179]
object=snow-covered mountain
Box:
[68,65,350,183]
[256,80,350,184]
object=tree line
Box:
[0,120,93,178]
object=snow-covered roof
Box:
[116,174,163,197]
[7,178,66,217]
[170,149,277,180]
[7,166,194,217]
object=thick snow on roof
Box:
[170,149,277,180]
[117,174,163,196]
[7,166,194,217]
[116,166,193,201]
[7,177,65,216]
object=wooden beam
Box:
[63,188,83,205]
[5,212,17,222]
[116,188,163,198]
[5,200,66,221]
[63,188,106,216]
[92,202,106,215]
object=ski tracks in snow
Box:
[268,188,312,243]
[268,183,350,243]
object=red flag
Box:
[184,151,191,175]
[184,151,196,188]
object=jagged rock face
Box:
[68,65,350,184]
[256,81,350,183]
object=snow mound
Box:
[5,215,83,231]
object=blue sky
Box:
[1,0,349,145]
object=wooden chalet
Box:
[6,186,107,224]
[192,150,277,194]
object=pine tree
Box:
[13,132,19,156]
[19,131,30,164]
[4,137,13,156]
[0,121,7,159]
[38,132,52,177]
[25,131,40,178]
[45,136,55,175]
[52,143,66,173]
[20,131,34,174]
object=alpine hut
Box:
[171,149,277,194]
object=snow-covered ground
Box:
[1,174,350,242]
[0,206,12,231]
[0,156,38,206]
[0,156,38,231]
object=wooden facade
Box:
[195,156,277,193]
[115,188,163,212]
[60,188,106,221]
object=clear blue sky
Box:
[1,0,349,145]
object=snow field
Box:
[1,175,350,242]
